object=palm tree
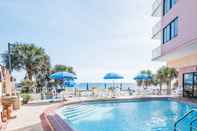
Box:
[34,55,51,92]
[140,70,153,87]
[135,70,153,88]
[156,66,178,95]
[166,67,178,94]
[1,43,50,81]
[53,64,76,74]
[156,67,166,94]
[136,80,143,87]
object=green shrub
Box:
[21,93,31,104]
[20,80,36,93]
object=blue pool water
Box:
[56,100,197,131]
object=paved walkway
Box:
[6,102,56,131]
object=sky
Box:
[0,0,164,82]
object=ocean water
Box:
[75,82,137,90]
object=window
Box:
[184,73,193,86]
[0,72,2,82]
[163,25,170,43]
[164,0,171,15]
[195,73,197,85]
[171,18,178,38]
[163,17,178,44]
[171,0,177,6]
[163,0,177,15]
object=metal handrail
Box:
[152,0,162,17]
[190,126,197,131]
[190,117,197,131]
[174,109,197,131]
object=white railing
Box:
[152,46,162,60]
[152,0,162,17]
[152,20,162,39]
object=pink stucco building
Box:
[152,0,197,97]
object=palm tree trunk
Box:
[159,83,162,95]
[169,80,172,95]
[26,65,33,81]
[167,80,171,95]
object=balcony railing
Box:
[152,20,162,39]
[152,0,162,17]
[152,46,162,60]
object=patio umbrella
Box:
[50,71,77,89]
[104,73,124,80]
[64,80,76,87]
[134,73,152,89]
[134,73,152,81]
[104,73,124,88]
[49,72,77,80]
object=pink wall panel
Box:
[160,0,197,55]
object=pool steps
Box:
[63,105,93,114]
[64,106,96,118]
[68,109,97,122]
[61,105,98,122]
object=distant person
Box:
[52,88,57,99]
[128,88,132,96]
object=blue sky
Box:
[0,0,164,82]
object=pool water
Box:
[56,100,197,131]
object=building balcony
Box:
[152,20,162,39]
[152,38,197,61]
[152,46,162,60]
[152,0,162,17]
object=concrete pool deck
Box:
[5,102,57,131]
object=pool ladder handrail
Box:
[174,109,197,131]
[190,117,197,131]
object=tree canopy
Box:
[52,64,76,74]
[135,67,178,93]
[156,66,178,94]
[1,43,51,81]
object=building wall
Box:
[0,66,13,96]
[161,0,197,55]
[0,67,3,125]
[167,53,197,86]
[0,65,15,124]
[167,53,197,69]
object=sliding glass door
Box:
[183,72,197,97]
[194,73,197,97]
[183,73,193,97]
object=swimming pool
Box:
[56,99,197,131]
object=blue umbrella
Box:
[134,73,152,81]
[64,80,76,87]
[104,73,124,88]
[104,73,124,80]
[50,72,77,80]
[134,73,152,89]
